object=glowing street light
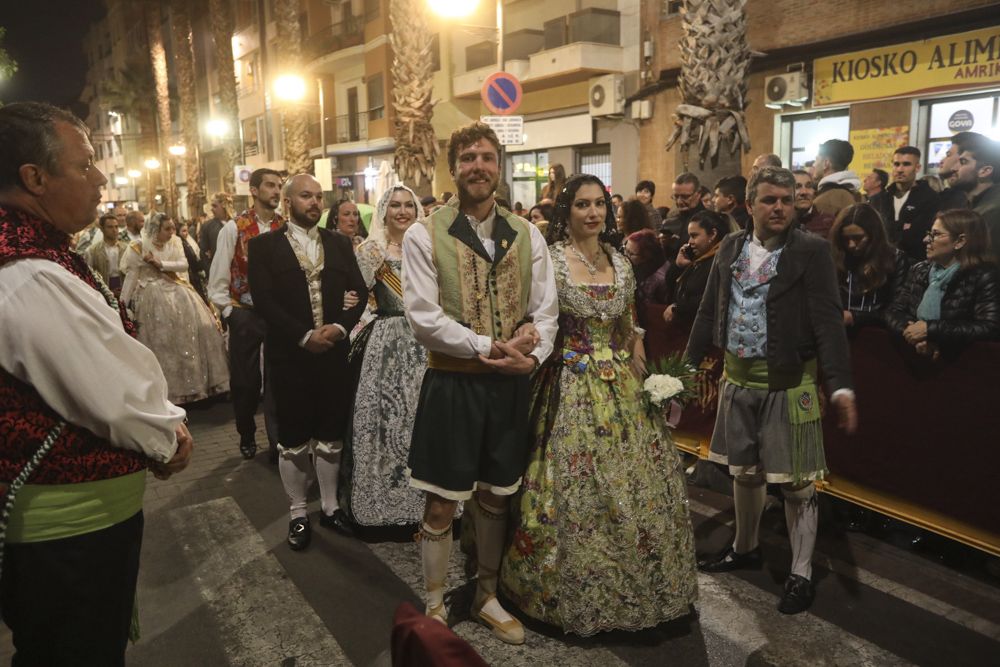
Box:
[274,74,307,102]
[427,0,480,18]
[168,144,187,157]
[206,118,230,137]
[144,158,161,170]
[114,176,129,187]
[127,169,142,179]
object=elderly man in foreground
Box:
[0,101,192,666]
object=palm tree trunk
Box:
[389,0,438,188]
[666,0,752,168]
[209,0,241,193]
[146,0,176,215]
[274,0,311,175]
[170,0,205,217]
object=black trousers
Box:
[269,349,350,448]
[0,511,144,667]
[227,307,279,446]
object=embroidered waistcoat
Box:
[230,208,284,306]
[0,206,146,488]
[726,241,783,359]
[425,201,533,341]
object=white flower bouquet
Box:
[643,355,697,428]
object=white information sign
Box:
[313,158,333,191]
[480,115,524,146]
[234,166,252,196]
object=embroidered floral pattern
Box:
[0,206,146,487]
[499,244,698,636]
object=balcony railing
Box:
[303,20,365,62]
[335,111,369,144]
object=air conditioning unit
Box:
[589,74,625,117]
[764,72,809,109]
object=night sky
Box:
[1,0,106,113]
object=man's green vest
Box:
[425,199,533,341]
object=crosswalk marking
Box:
[169,498,352,667]
[688,497,1000,643]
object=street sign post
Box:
[481,72,523,116]
[480,115,524,146]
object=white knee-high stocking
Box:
[782,482,818,580]
[420,522,452,621]
[278,444,312,520]
[313,440,343,516]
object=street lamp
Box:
[168,144,187,157]
[274,74,329,160]
[428,0,479,18]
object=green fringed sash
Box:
[723,352,825,482]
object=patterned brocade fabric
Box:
[341,250,428,526]
[500,244,698,636]
[0,206,146,486]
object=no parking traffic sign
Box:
[481,72,523,116]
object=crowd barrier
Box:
[644,302,1000,557]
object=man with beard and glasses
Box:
[686,167,856,616]
[402,122,558,645]
[248,174,367,550]
[209,168,284,461]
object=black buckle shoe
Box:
[319,509,356,537]
[697,545,763,573]
[287,518,311,551]
[239,438,257,460]
[777,574,814,614]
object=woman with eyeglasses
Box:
[886,208,1000,359]
[829,204,911,331]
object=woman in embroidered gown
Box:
[500,174,697,636]
[339,185,429,526]
[120,213,229,404]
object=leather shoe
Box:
[697,545,763,573]
[319,509,356,537]
[239,437,257,460]
[777,574,814,614]
[287,517,311,551]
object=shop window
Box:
[921,93,1000,171]
[578,145,612,190]
[508,151,549,208]
[778,110,850,171]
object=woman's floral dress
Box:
[499,243,698,636]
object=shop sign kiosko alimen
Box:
[813,26,1000,106]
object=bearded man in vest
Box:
[0,102,192,666]
[208,168,283,460]
[402,123,559,645]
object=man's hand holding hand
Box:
[512,323,540,348]
[479,340,537,375]
[304,329,335,353]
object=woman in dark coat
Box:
[829,203,910,331]
[887,208,1000,359]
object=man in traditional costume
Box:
[248,174,367,550]
[208,168,284,460]
[0,102,191,665]
[85,211,129,296]
[402,122,558,645]
[686,166,857,614]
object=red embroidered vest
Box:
[229,208,283,306]
[0,206,146,487]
